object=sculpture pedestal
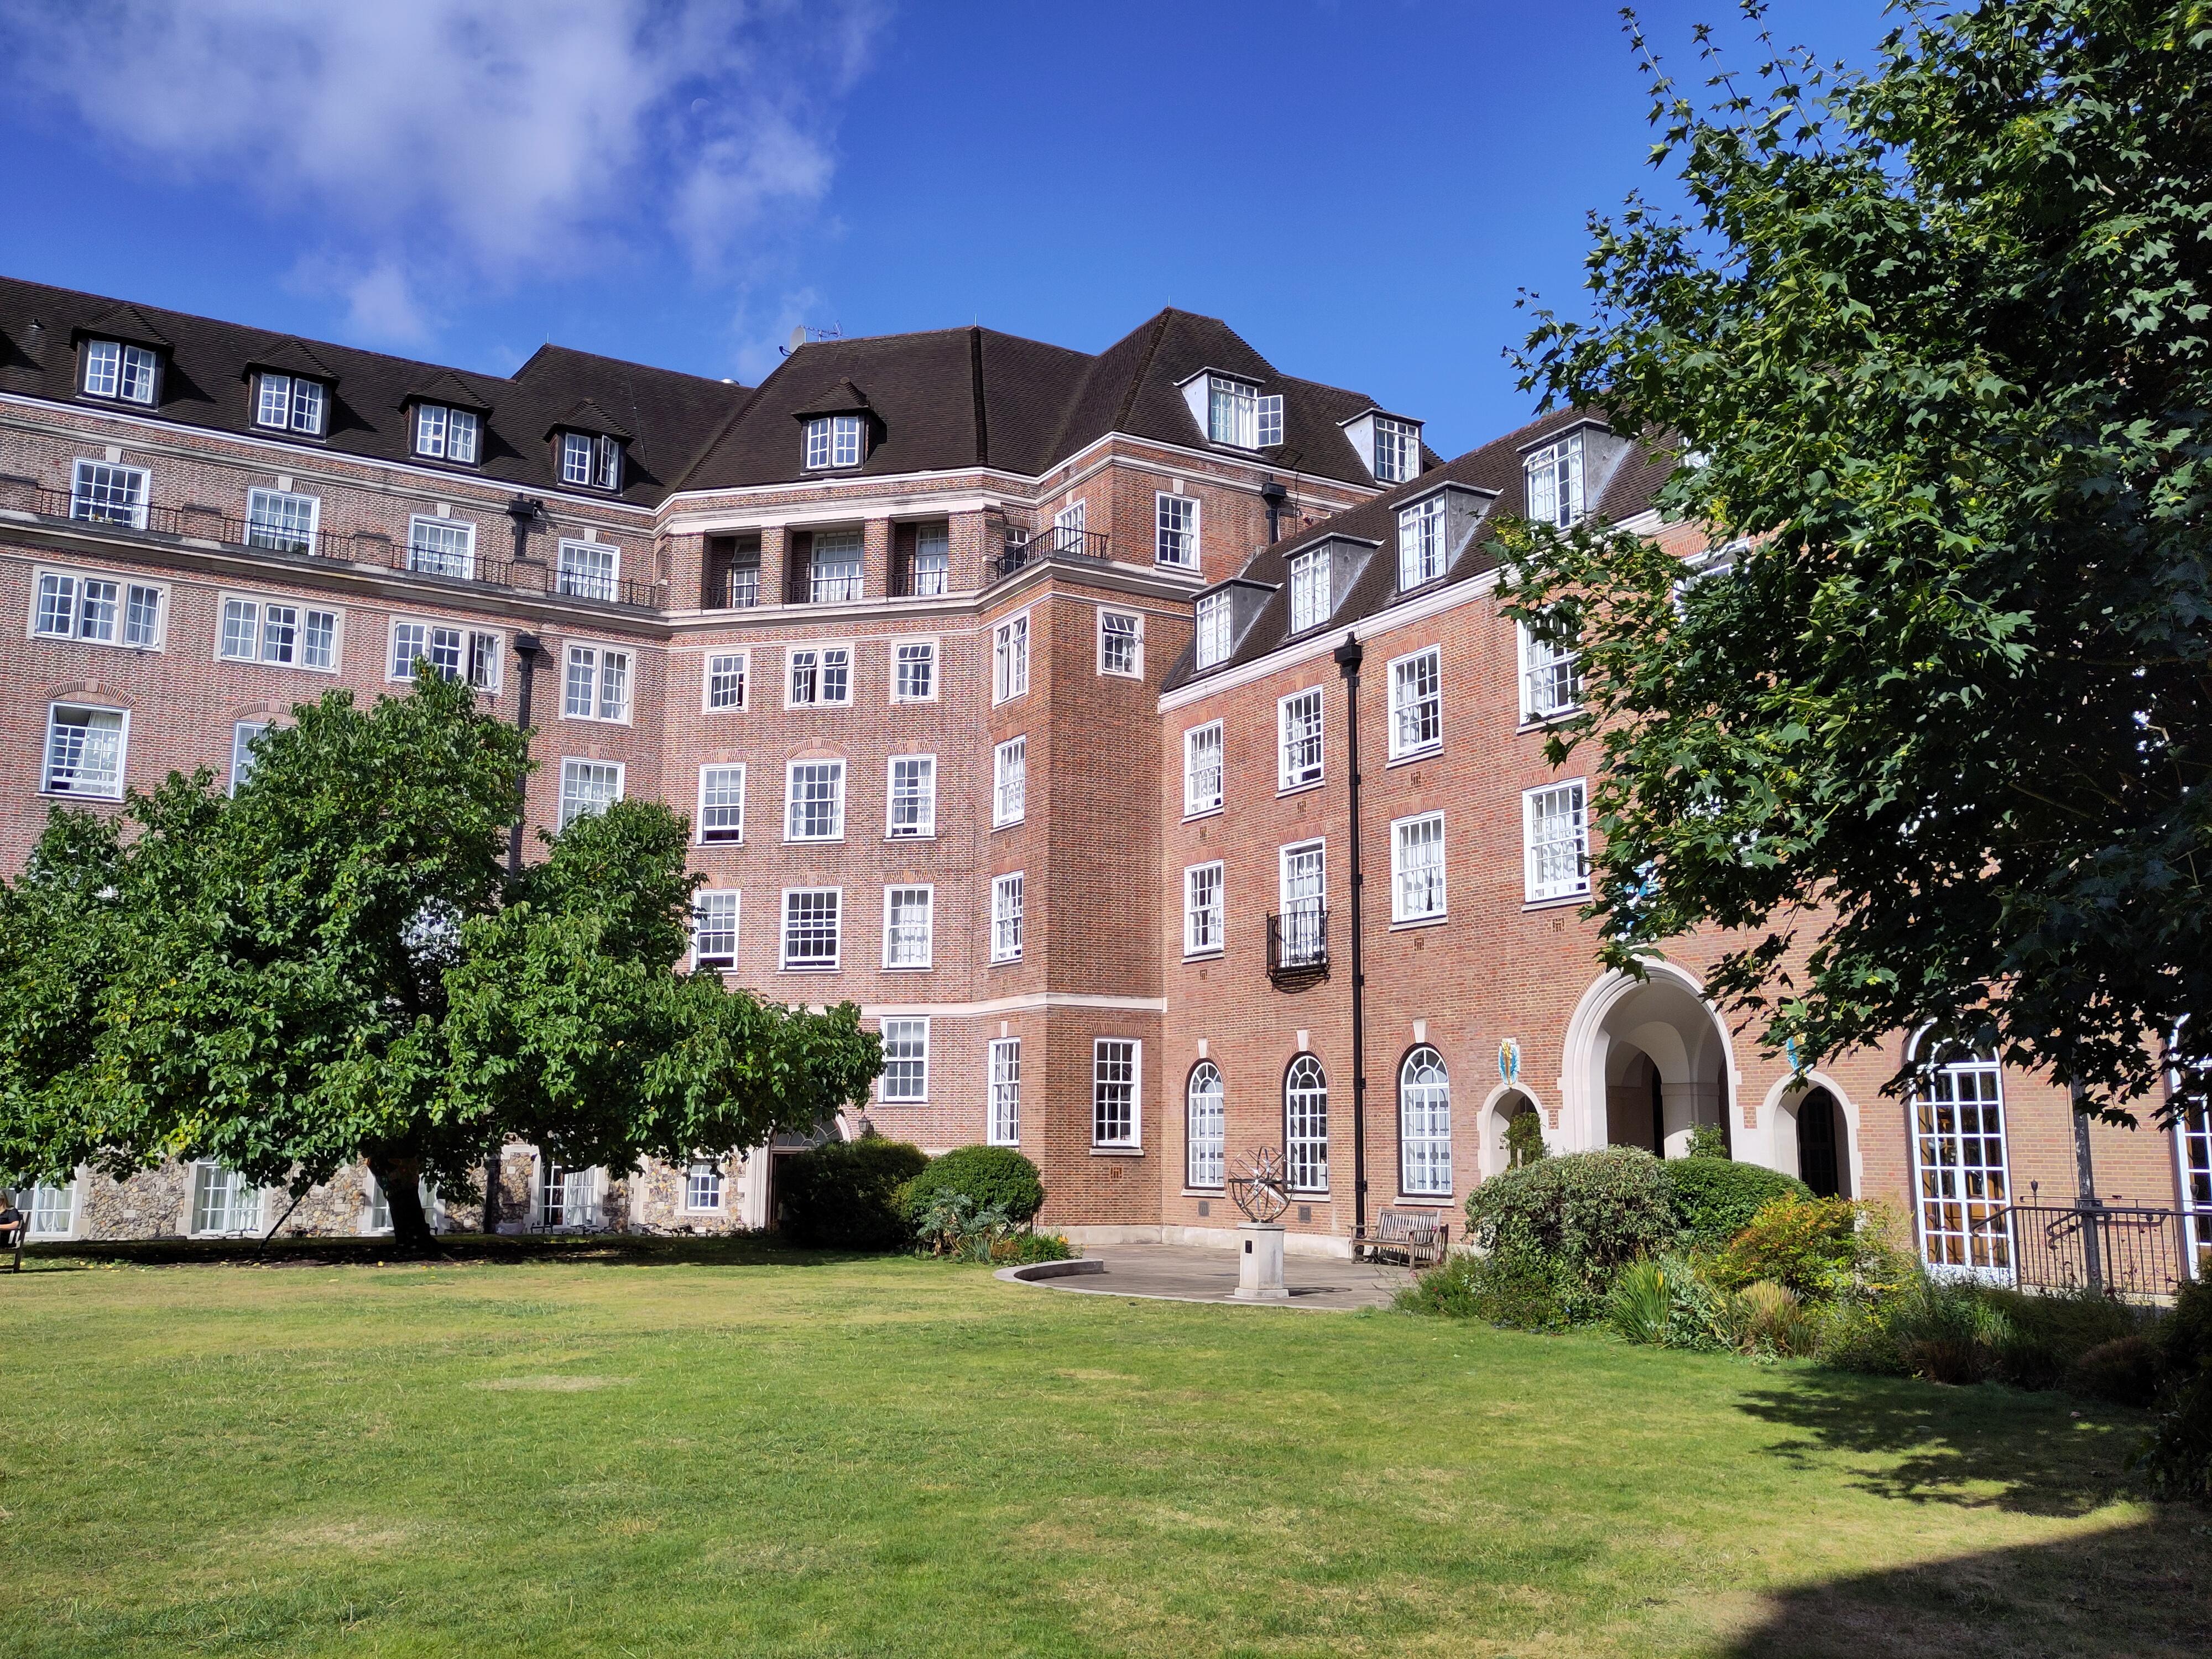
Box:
[1234,1222,1288,1301]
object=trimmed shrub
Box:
[900,1145,1045,1225]
[1465,1146,1677,1293]
[2067,1335,2163,1408]
[1663,1157,1811,1252]
[1396,1246,1580,1331]
[1709,1197,1911,1297]
[778,1134,929,1250]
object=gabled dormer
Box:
[1339,406,1425,485]
[1517,418,1633,529]
[548,399,630,493]
[1191,575,1278,672]
[1284,533,1382,636]
[1176,368,1282,451]
[403,371,491,467]
[72,304,170,408]
[244,338,336,439]
[793,379,876,471]
[1390,481,1495,594]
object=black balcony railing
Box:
[989,524,1109,584]
[4,481,657,608]
[1973,1202,2192,1298]
[1266,906,1329,985]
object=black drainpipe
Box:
[1334,632,1369,1250]
[1261,476,1287,545]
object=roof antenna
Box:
[779,322,844,357]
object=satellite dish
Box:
[787,325,807,353]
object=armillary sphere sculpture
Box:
[1227,1146,1293,1224]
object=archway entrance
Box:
[1589,974,1734,1157]
[1795,1088,1844,1197]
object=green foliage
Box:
[909,1191,1071,1265]
[1464,1146,1677,1294]
[2066,1335,2164,1408]
[1881,1275,2017,1386]
[2162,1276,2212,1375]
[2133,1373,2212,1500]
[1499,1,2212,1122]
[1682,1123,1728,1160]
[1504,1108,1547,1168]
[1607,1258,1674,1345]
[1985,1285,2147,1391]
[0,675,882,1242]
[900,1145,1045,1226]
[1395,1245,1583,1332]
[779,1134,928,1251]
[1661,1157,1810,1251]
[1720,1280,1818,1360]
[1708,1197,1911,1298]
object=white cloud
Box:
[1,0,881,339]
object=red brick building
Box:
[0,275,2197,1282]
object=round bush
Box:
[778,1134,929,1250]
[1662,1156,1811,1250]
[900,1145,1045,1225]
[1464,1146,1676,1291]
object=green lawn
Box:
[2,1241,2203,1658]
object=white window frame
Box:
[1519,618,1582,722]
[1397,495,1447,591]
[388,619,498,689]
[252,372,326,436]
[1184,860,1224,958]
[806,529,864,603]
[405,514,477,580]
[1207,376,1260,448]
[1183,721,1224,817]
[1391,811,1448,924]
[988,1037,1022,1146]
[1285,1053,1329,1192]
[1278,686,1325,791]
[890,638,938,703]
[990,872,1025,964]
[412,404,481,464]
[1093,1037,1141,1148]
[562,643,633,724]
[69,458,149,529]
[29,566,166,650]
[40,702,128,799]
[881,884,935,970]
[1194,590,1233,669]
[1098,609,1144,678]
[216,591,343,673]
[879,1017,930,1104]
[1399,1046,1453,1197]
[557,758,624,829]
[992,735,1027,828]
[696,764,747,844]
[804,414,864,471]
[1388,645,1443,760]
[230,719,269,796]
[556,538,620,602]
[1155,492,1199,568]
[188,1163,263,1237]
[780,886,843,971]
[886,753,937,838]
[82,338,159,405]
[784,759,847,842]
[1523,780,1590,903]
[24,1178,79,1240]
[1911,1042,2013,1278]
[909,524,951,596]
[244,486,321,555]
[1186,1062,1225,1189]
[691,889,740,969]
[1525,430,1586,529]
[1278,839,1326,967]
[1287,546,1330,634]
[703,649,748,712]
[685,1161,725,1212]
[785,643,854,709]
[1373,417,1421,484]
[992,613,1030,702]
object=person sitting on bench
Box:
[0,1194,25,1255]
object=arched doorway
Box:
[1559,963,1738,1157]
[1766,1078,1858,1198]
[1795,1089,1843,1197]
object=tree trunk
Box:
[368,1151,435,1251]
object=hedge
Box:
[1661,1156,1810,1250]
[778,1135,930,1250]
[1464,1146,1676,1292]
[900,1145,1045,1225]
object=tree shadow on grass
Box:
[1736,1369,2145,1517]
[1727,1516,2212,1658]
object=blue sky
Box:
[0,0,1892,457]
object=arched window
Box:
[1399,1046,1451,1196]
[1910,1041,2010,1272]
[1285,1055,1328,1192]
[1187,1062,1225,1189]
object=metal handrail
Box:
[1266,906,1329,982]
[989,525,1109,583]
[3,481,656,609]
[1972,1202,2189,1297]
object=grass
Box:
[2,1238,2206,1658]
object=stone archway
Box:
[1478,1085,1547,1180]
[1559,961,1740,1156]
[1761,1072,1863,1199]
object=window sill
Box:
[990,818,1024,833]
[1182,948,1225,963]
[1389,914,1447,931]
[696,838,744,848]
[784,702,855,712]
[1277,779,1326,800]
[559,716,634,728]
[782,835,847,846]
[880,962,935,972]
[885,832,937,843]
[889,696,940,706]
[1517,712,1580,735]
[988,956,1023,969]
[1385,745,1442,769]
[694,959,737,973]
[1390,1194,1454,1207]
[1090,1145,1145,1157]
[1182,805,1223,823]
[37,790,124,803]
[1522,892,1589,912]
[778,963,842,973]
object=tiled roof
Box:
[0,275,750,507]
[1162,408,1681,690]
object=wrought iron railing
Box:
[1973,1202,2190,1298]
[989,525,1109,583]
[1266,906,1328,983]
[2,481,656,608]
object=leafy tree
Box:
[0,671,881,1244]
[1500,1,2212,1122]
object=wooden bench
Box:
[1357,1207,1449,1268]
[1,1214,25,1274]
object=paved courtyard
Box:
[1015,1242,1414,1309]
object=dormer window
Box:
[804,414,864,470]
[253,373,327,436]
[1526,431,1585,528]
[1397,497,1447,591]
[561,431,623,491]
[82,340,159,405]
[413,404,481,465]
[1373,418,1420,484]
[1203,376,1284,450]
[1194,591,1233,669]
[1288,546,1331,633]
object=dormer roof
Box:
[545,397,633,442]
[403,369,492,413]
[243,337,337,382]
[790,378,875,419]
